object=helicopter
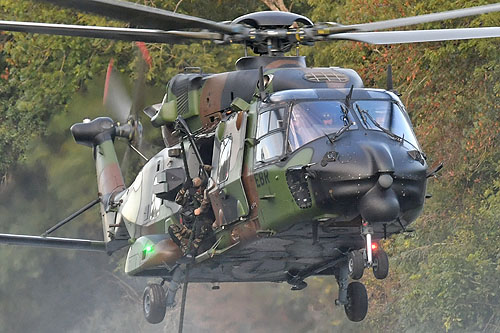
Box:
[0,0,499,327]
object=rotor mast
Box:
[230,11,313,56]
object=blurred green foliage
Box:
[0,0,498,332]
[303,0,500,332]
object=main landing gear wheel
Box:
[344,282,368,322]
[143,283,167,324]
[372,249,389,280]
[347,251,364,280]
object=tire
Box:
[344,282,368,322]
[347,251,364,280]
[372,250,389,280]
[143,283,167,324]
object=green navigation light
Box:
[144,245,154,253]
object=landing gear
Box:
[372,249,389,279]
[347,222,390,281]
[344,282,368,322]
[286,269,308,290]
[335,223,391,322]
[362,222,374,267]
[143,283,167,324]
[335,261,368,322]
[347,247,389,280]
[347,250,364,280]
[142,267,185,324]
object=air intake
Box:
[304,70,349,83]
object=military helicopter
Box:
[0,0,499,327]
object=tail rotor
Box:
[102,42,152,179]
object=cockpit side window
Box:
[217,136,232,183]
[255,107,286,163]
[256,111,270,138]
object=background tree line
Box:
[0,0,498,332]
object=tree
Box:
[0,0,499,332]
[0,0,271,179]
[303,0,500,331]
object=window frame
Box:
[254,105,287,165]
[286,99,355,152]
[353,98,422,151]
[217,135,232,184]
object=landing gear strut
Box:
[335,261,368,322]
[363,222,374,267]
[142,266,185,325]
[347,222,390,280]
[284,256,371,322]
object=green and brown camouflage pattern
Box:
[67,57,427,284]
[95,140,126,245]
[151,56,363,140]
[125,234,182,275]
[124,58,367,274]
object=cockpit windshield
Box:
[354,100,420,150]
[288,100,354,151]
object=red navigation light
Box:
[371,243,378,251]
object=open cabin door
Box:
[209,111,249,226]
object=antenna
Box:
[258,66,266,100]
[176,116,210,181]
[345,85,354,105]
[387,64,393,91]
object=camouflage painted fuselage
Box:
[117,56,427,282]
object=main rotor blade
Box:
[35,0,240,34]
[342,3,500,32]
[0,233,106,252]
[328,27,500,44]
[0,20,222,43]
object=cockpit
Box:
[288,100,357,151]
[352,97,420,149]
[254,89,421,163]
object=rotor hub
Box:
[232,11,312,28]
[232,11,313,55]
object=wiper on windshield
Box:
[355,104,403,143]
[355,104,369,127]
[325,104,353,143]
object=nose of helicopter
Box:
[356,142,399,223]
[295,132,427,225]
[358,173,400,223]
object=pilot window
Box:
[255,107,285,163]
[288,100,350,151]
[354,100,420,150]
[217,136,232,183]
[256,134,285,162]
